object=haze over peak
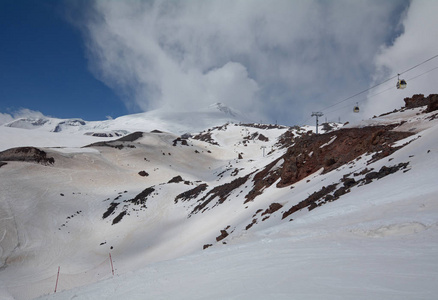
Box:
[6,103,247,132]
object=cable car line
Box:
[322,64,438,116]
[397,54,438,76]
[318,53,438,112]
[297,54,438,127]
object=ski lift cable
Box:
[322,65,438,116]
[319,54,438,112]
[405,65,438,81]
[398,54,438,76]
[323,85,395,115]
[297,55,438,126]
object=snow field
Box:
[1,108,438,299]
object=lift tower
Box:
[311,112,324,134]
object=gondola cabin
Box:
[397,79,407,89]
[353,105,360,113]
[397,74,407,89]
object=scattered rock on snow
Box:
[138,171,149,177]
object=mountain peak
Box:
[208,102,237,117]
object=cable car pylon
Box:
[311,112,323,134]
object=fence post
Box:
[109,253,114,276]
[54,266,60,293]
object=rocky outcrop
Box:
[276,125,412,187]
[168,175,184,183]
[0,147,55,165]
[190,175,251,215]
[242,124,413,204]
[175,183,208,204]
[282,162,410,220]
[117,131,144,142]
[426,94,438,113]
[403,94,438,111]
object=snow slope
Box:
[0,105,437,300]
[2,103,249,137]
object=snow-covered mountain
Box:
[0,95,438,300]
[2,102,249,136]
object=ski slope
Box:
[0,105,437,300]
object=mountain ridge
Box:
[0,95,437,299]
[2,102,250,137]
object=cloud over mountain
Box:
[363,1,438,118]
[77,0,412,125]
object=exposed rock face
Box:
[115,131,144,142]
[404,94,429,108]
[426,94,438,113]
[281,162,410,220]
[242,124,413,203]
[168,175,184,183]
[276,125,412,187]
[0,147,55,165]
[261,203,283,216]
[403,94,438,111]
[216,230,229,242]
[192,131,219,146]
[175,183,208,204]
[190,174,250,215]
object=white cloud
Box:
[362,0,438,118]
[0,113,14,125]
[79,0,412,125]
[12,108,46,119]
[0,109,47,125]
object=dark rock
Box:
[0,147,55,165]
[127,187,155,206]
[203,244,213,250]
[192,131,219,146]
[138,171,149,177]
[404,94,428,109]
[216,230,229,242]
[191,175,250,215]
[261,203,283,216]
[103,202,120,219]
[245,219,257,230]
[175,184,208,203]
[333,187,347,198]
[403,94,438,112]
[116,131,144,142]
[275,126,412,188]
[257,134,269,142]
[112,211,127,225]
[426,94,438,113]
[168,175,184,183]
[282,184,338,219]
[172,137,189,146]
[343,177,356,189]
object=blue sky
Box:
[0,0,127,121]
[1,1,437,126]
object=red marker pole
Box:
[109,253,114,276]
[54,266,60,293]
